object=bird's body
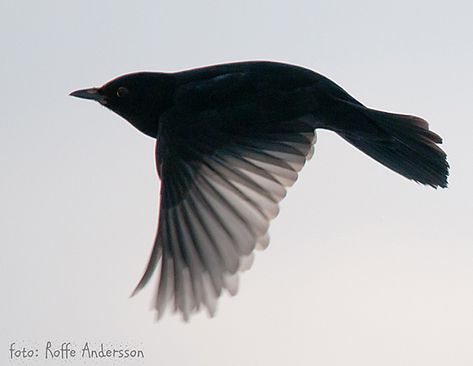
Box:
[95,62,322,138]
[71,61,449,320]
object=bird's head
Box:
[70,72,173,138]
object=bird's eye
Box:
[116,87,129,98]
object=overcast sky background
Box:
[1,1,473,365]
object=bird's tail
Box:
[327,101,449,188]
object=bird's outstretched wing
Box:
[133,121,317,320]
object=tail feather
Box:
[335,107,449,188]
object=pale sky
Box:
[2,1,473,365]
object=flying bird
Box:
[70,61,449,320]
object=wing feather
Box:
[134,116,317,319]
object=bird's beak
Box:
[69,87,106,104]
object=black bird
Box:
[70,61,449,320]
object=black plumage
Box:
[71,61,449,320]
